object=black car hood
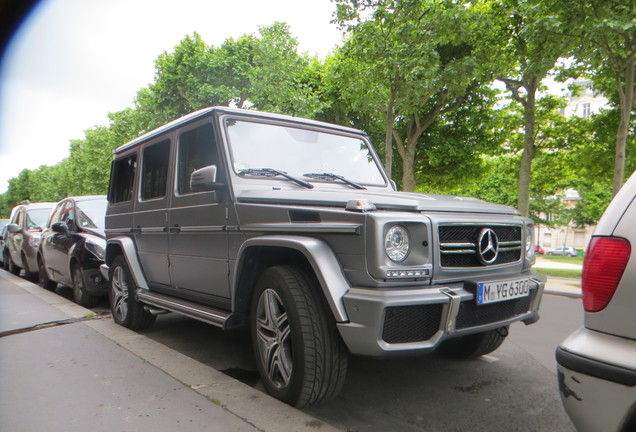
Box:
[82,227,106,239]
[237,188,519,215]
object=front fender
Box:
[234,235,351,322]
[104,237,149,290]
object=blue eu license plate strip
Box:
[477,278,530,305]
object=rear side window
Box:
[177,124,218,195]
[141,140,171,200]
[109,155,137,204]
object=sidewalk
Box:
[0,270,340,432]
[533,256,583,298]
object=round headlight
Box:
[385,225,410,262]
[525,226,534,254]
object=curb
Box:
[5,273,342,432]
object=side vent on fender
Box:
[289,211,321,223]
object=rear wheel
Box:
[437,326,509,359]
[72,264,100,308]
[250,265,348,407]
[109,256,155,330]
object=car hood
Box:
[236,188,519,215]
[82,227,106,239]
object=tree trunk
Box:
[517,80,538,217]
[384,90,396,180]
[401,150,416,192]
[612,52,634,196]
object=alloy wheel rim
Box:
[111,266,129,321]
[255,288,292,389]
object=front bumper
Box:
[337,271,545,357]
[557,328,636,432]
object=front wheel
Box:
[436,326,509,359]
[38,256,57,291]
[8,253,21,275]
[72,265,100,308]
[251,266,348,407]
[109,256,155,330]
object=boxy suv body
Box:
[4,201,55,280]
[557,170,636,432]
[102,107,545,406]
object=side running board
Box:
[136,290,240,330]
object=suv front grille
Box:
[439,224,522,268]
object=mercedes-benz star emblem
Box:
[477,228,499,265]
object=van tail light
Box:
[582,236,631,312]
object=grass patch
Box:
[534,268,582,279]
[541,254,584,265]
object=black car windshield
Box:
[26,209,51,229]
[225,119,386,186]
[77,199,107,228]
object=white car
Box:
[557,170,636,432]
[546,246,578,257]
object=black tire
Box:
[8,253,21,275]
[437,326,509,359]
[250,265,348,407]
[72,264,100,308]
[22,253,38,282]
[109,255,155,330]
[37,256,57,291]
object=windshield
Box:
[26,208,51,229]
[225,119,386,186]
[77,199,107,228]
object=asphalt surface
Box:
[0,259,581,432]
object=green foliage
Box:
[0,6,632,228]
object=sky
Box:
[0,0,343,193]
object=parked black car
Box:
[38,195,108,307]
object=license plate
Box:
[477,278,530,305]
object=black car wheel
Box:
[22,253,38,282]
[8,253,20,275]
[37,256,57,291]
[109,256,155,330]
[72,264,100,308]
[250,265,348,407]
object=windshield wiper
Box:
[303,172,366,190]
[238,168,314,189]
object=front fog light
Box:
[385,225,410,262]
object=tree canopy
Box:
[1,3,634,226]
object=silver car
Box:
[557,170,636,432]
[4,201,55,280]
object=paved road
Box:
[135,296,578,432]
[5,274,579,431]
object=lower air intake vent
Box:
[382,304,443,343]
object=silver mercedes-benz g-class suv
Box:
[102,107,545,407]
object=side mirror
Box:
[7,223,21,234]
[52,221,70,236]
[190,165,222,192]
